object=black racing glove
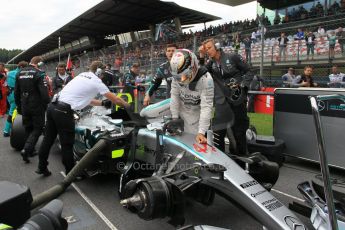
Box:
[101,99,112,109]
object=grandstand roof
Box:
[258,0,311,10]
[11,0,219,63]
[208,0,254,7]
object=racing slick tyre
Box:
[10,114,44,152]
[10,114,26,151]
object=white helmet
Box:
[170,49,199,85]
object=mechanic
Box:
[143,44,178,106]
[170,49,214,144]
[36,61,131,177]
[123,63,140,97]
[3,61,28,137]
[199,38,253,155]
[101,64,115,90]
[52,63,72,94]
[15,56,50,163]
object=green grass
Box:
[248,113,273,136]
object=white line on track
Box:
[271,188,305,203]
[60,172,118,230]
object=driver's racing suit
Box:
[170,67,214,134]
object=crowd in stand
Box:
[274,1,345,24]
[281,64,345,88]
[49,3,345,87]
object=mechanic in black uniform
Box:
[143,43,178,106]
[36,61,131,176]
[52,63,72,94]
[101,64,115,89]
[123,63,140,97]
[14,56,50,163]
[199,38,253,156]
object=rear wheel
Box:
[10,115,26,151]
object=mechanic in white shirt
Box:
[328,65,345,87]
[36,61,131,176]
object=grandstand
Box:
[8,0,345,87]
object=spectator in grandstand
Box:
[243,36,252,64]
[36,61,131,176]
[305,31,316,60]
[232,34,241,54]
[291,8,297,21]
[309,5,318,18]
[251,31,257,44]
[342,0,345,11]
[256,29,261,42]
[278,32,289,62]
[124,63,140,97]
[273,13,281,25]
[336,27,345,56]
[52,63,72,94]
[294,65,317,87]
[3,61,28,137]
[143,44,177,106]
[15,56,50,163]
[328,31,337,59]
[101,64,115,89]
[316,1,324,16]
[0,63,7,118]
[296,28,305,40]
[317,26,326,37]
[328,65,345,87]
[299,5,308,20]
[329,1,341,15]
[281,68,296,87]
[199,38,253,156]
[170,49,214,143]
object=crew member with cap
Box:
[15,56,50,163]
[3,61,28,137]
[143,44,178,106]
[36,61,131,176]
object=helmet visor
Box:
[173,68,193,85]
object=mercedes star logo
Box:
[317,100,326,111]
[284,215,306,230]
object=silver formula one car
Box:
[116,100,307,230]
[12,100,307,229]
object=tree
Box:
[0,48,23,63]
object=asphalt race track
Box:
[1,120,344,230]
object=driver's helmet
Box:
[170,49,199,85]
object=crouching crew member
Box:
[14,56,50,163]
[170,49,214,143]
[199,39,253,155]
[3,61,28,137]
[36,61,131,176]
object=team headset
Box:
[213,40,221,51]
